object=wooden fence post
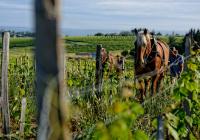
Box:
[184,32,191,70]
[20,98,27,138]
[157,115,164,140]
[183,31,192,115]
[95,44,103,98]
[1,32,10,138]
[0,97,2,107]
[35,0,68,139]
[184,30,193,140]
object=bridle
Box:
[135,35,154,65]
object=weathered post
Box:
[19,98,27,138]
[157,115,164,140]
[35,0,68,139]
[184,30,193,140]
[184,31,192,70]
[1,32,10,138]
[183,30,192,115]
[0,97,2,107]
[95,44,103,98]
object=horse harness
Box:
[145,38,166,66]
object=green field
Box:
[65,35,184,53]
[1,35,185,54]
[1,36,199,139]
[0,37,34,48]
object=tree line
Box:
[0,30,35,37]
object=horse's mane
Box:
[136,32,151,47]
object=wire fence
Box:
[66,47,200,139]
[65,49,192,99]
[1,37,199,139]
[4,45,195,102]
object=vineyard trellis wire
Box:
[1,31,199,139]
[0,0,199,138]
[64,48,192,97]
[0,42,198,139]
[63,35,200,139]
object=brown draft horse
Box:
[134,29,169,101]
[101,48,125,74]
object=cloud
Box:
[0,0,200,33]
[0,3,31,11]
[63,0,200,31]
[0,0,33,27]
[0,0,32,11]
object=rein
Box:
[143,37,159,64]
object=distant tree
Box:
[131,28,137,36]
[119,31,132,36]
[193,29,200,45]
[168,35,177,48]
[156,32,162,36]
[95,32,104,36]
[131,28,143,36]
[151,30,155,35]
[105,33,118,36]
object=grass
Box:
[0,37,34,48]
[2,35,199,139]
[65,36,134,53]
[9,47,34,57]
[0,35,185,54]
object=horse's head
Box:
[134,28,151,66]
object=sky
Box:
[0,0,200,34]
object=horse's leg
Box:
[151,76,155,96]
[145,78,151,98]
[157,72,164,93]
[152,55,162,95]
[151,74,160,96]
[139,80,145,102]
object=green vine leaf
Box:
[167,123,180,140]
